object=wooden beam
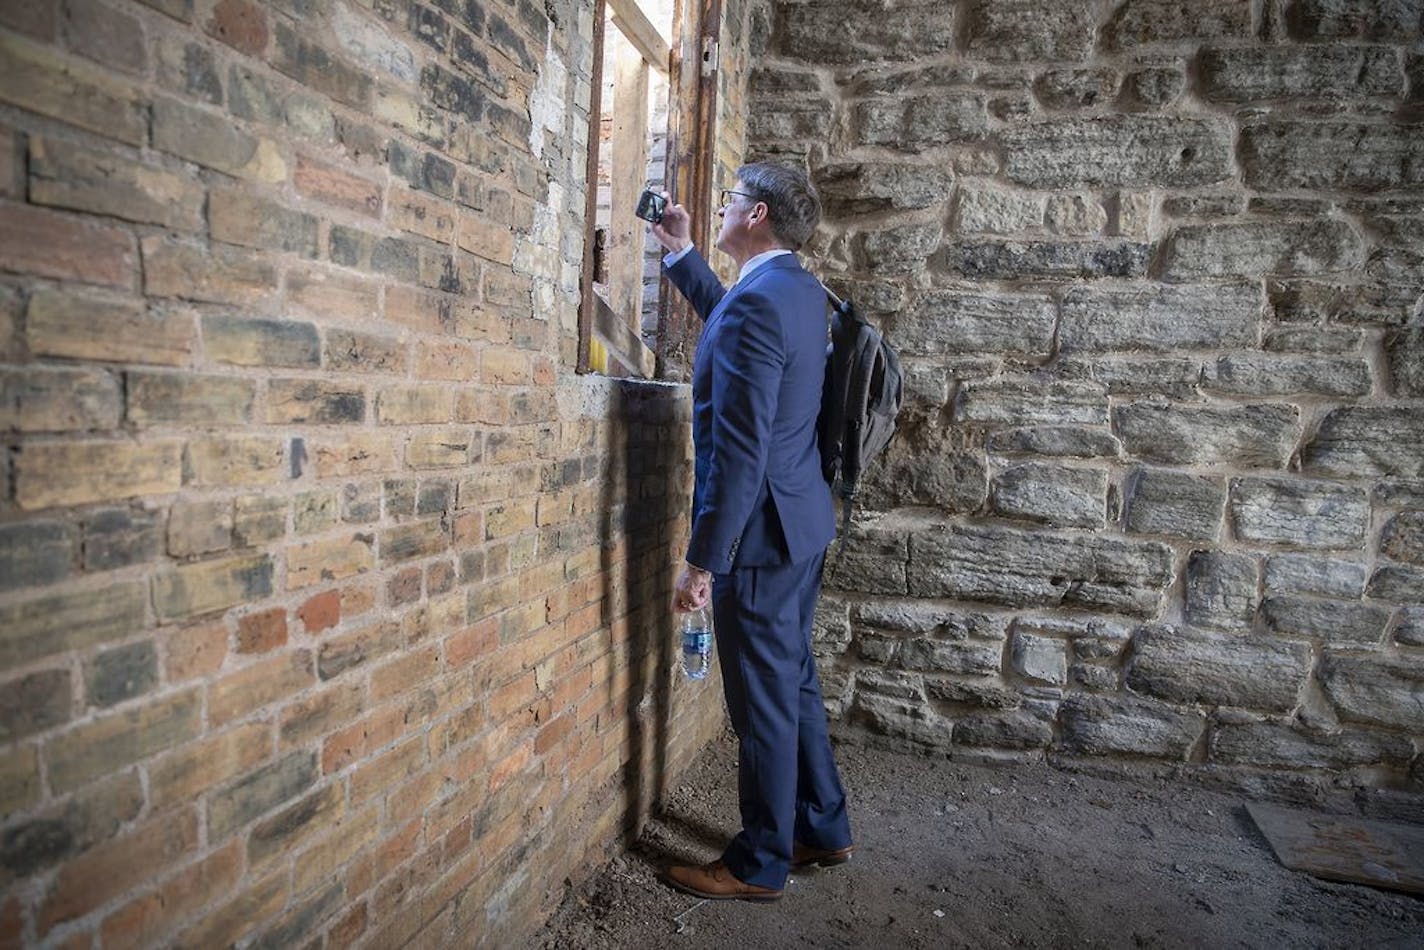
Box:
[608,42,651,328]
[607,0,670,75]
[576,0,608,375]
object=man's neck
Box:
[729,239,786,270]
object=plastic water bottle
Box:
[679,606,713,680]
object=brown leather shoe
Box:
[791,841,855,869]
[661,860,783,902]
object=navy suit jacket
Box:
[666,249,836,575]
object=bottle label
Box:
[682,630,712,655]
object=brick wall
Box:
[748,0,1423,795]
[0,0,724,946]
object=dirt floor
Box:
[531,730,1424,949]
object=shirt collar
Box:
[736,248,794,286]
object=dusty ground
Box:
[531,730,1424,949]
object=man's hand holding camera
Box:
[642,190,692,255]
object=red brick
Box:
[0,202,136,288]
[321,704,403,773]
[205,0,268,55]
[236,607,287,654]
[446,619,498,670]
[99,840,243,950]
[295,153,381,216]
[370,645,439,702]
[298,589,341,633]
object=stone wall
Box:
[749,0,1424,794]
[0,0,724,946]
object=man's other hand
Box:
[672,563,711,613]
[650,192,692,254]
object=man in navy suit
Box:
[650,163,854,902]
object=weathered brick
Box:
[27,289,194,366]
[172,870,287,949]
[247,781,344,867]
[264,379,366,425]
[325,328,408,375]
[143,238,278,306]
[388,187,458,243]
[279,681,363,746]
[39,810,199,932]
[210,190,319,257]
[272,22,372,108]
[85,641,158,708]
[0,366,121,432]
[295,152,381,216]
[205,0,268,55]
[318,620,402,682]
[153,553,274,621]
[208,749,317,838]
[148,722,268,809]
[312,431,399,477]
[161,621,228,682]
[377,384,453,424]
[183,435,285,487]
[64,0,147,73]
[286,532,375,589]
[16,439,181,510]
[209,650,315,726]
[407,427,476,468]
[0,33,147,145]
[100,840,242,950]
[233,493,287,546]
[237,607,288,654]
[152,96,287,182]
[0,745,41,815]
[456,210,514,264]
[0,202,137,289]
[380,519,449,564]
[415,340,478,380]
[0,667,71,741]
[46,688,201,792]
[298,589,341,633]
[127,371,255,426]
[293,490,338,534]
[154,35,223,104]
[29,137,204,230]
[0,519,74,591]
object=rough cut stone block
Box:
[1262,596,1392,644]
[1058,357,1203,398]
[1163,220,1366,280]
[1263,554,1366,599]
[1059,282,1261,353]
[1124,468,1225,541]
[1284,0,1424,41]
[986,426,1121,459]
[815,162,954,217]
[1199,45,1403,102]
[1126,625,1311,712]
[991,462,1106,528]
[1303,407,1424,478]
[1045,194,1108,234]
[953,186,1043,234]
[1320,654,1424,730]
[860,222,942,272]
[1057,694,1205,758]
[1229,477,1368,550]
[1396,607,1424,646]
[860,438,988,514]
[1034,69,1119,110]
[954,712,1053,749]
[1104,0,1251,48]
[1185,550,1259,631]
[908,523,1174,616]
[1211,721,1414,769]
[852,93,988,149]
[1366,564,1424,603]
[1240,121,1424,192]
[827,527,907,595]
[1012,632,1067,685]
[776,2,957,63]
[1386,327,1424,396]
[852,603,1007,642]
[1202,354,1372,397]
[958,380,1108,426]
[944,239,1149,279]
[889,289,1055,356]
[748,100,833,140]
[1381,511,1424,565]
[1115,404,1299,468]
[899,638,1001,675]
[964,0,1097,62]
[1127,68,1186,107]
[1002,117,1234,188]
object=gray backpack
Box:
[817,288,904,539]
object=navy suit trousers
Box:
[710,550,852,889]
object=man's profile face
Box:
[714,180,753,256]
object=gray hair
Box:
[737,162,821,251]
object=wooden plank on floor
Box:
[1246,801,1424,895]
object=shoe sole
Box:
[791,850,854,870]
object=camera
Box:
[635,189,666,224]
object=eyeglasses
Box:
[719,189,756,208]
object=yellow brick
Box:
[384,284,455,335]
[456,210,514,265]
[29,136,204,231]
[480,348,530,385]
[26,289,193,366]
[47,689,202,792]
[376,385,452,424]
[387,187,456,243]
[16,439,181,509]
[406,427,475,468]
[286,532,375,590]
[288,266,380,322]
[153,553,274,621]
[0,745,40,814]
[312,431,398,477]
[209,650,315,727]
[414,340,478,380]
[142,237,279,307]
[0,33,146,146]
[0,365,121,432]
[183,435,285,488]
[148,723,272,809]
